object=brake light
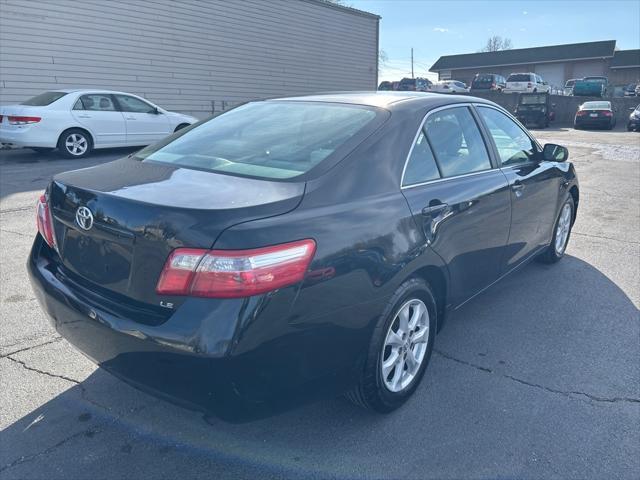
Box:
[8,116,41,125]
[602,111,613,117]
[576,110,587,116]
[491,83,496,89]
[156,239,316,298]
[36,194,56,249]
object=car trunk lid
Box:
[48,157,305,308]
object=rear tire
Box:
[345,278,436,413]
[538,196,574,264]
[57,129,92,159]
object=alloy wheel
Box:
[381,298,430,393]
[65,133,88,156]
[555,202,572,255]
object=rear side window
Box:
[114,94,155,114]
[402,131,440,186]
[21,91,67,106]
[74,94,116,111]
[136,101,378,180]
[424,107,491,178]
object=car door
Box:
[475,105,562,271]
[113,94,171,145]
[401,105,511,305]
[71,94,126,146]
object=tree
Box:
[480,36,513,52]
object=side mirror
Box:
[630,107,636,111]
[542,143,568,162]
[152,107,160,114]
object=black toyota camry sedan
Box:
[29,92,578,420]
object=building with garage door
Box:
[0,0,379,118]
[430,40,639,92]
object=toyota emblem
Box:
[75,206,94,231]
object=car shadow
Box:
[2,255,638,478]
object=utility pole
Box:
[411,48,414,78]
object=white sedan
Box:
[0,90,198,158]
[429,81,470,93]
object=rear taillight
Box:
[156,239,316,298]
[602,111,613,117]
[491,83,496,89]
[36,194,56,249]
[576,110,587,116]
[8,116,41,125]
[527,83,533,88]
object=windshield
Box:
[135,101,378,179]
[21,91,68,106]
[565,79,576,87]
[520,94,547,105]
[581,101,611,110]
[507,74,532,82]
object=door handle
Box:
[125,116,136,120]
[77,114,91,118]
[421,203,448,216]
[511,182,524,192]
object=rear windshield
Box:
[583,77,607,84]
[21,91,68,106]
[135,102,378,179]
[520,94,547,104]
[581,101,611,110]
[507,74,532,82]
[474,74,494,82]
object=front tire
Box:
[345,278,436,413]
[538,197,574,264]
[57,129,92,159]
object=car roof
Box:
[48,89,136,95]
[268,91,489,109]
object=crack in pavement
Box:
[0,227,33,238]
[0,336,62,358]
[572,231,640,245]
[434,349,640,406]
[0,427,101,474]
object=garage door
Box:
[572,61,606,79]
[535,63,564,90]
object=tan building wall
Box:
[610,68,640,86]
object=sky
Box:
[348,0,640,82]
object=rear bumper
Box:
[0,124,57,148]
[574,117,612,128]
[27,236,371,420]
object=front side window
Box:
[21,91,67,106]
[114,95,155,113]
[424,107,491,178]
[402,130,440,186]
[135,101,378,180]
[477,107,538,166]
[74,94,116,111]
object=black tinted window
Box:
[21,91,67,106]
[508,74,532,82]
[424,107,491,177]
[403,130,440,186]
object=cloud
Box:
[523,10,528,14]
[433,27,449,33]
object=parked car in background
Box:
[504,73,550,94]
[470,73,506,92]
[564,79,579,96]
[398,77,432,92]
[29,92,578,420]
[430,80,469,93]
[378,81,395,91]
[622,84,638,97]
[628,104,640,131]
[574,101,616,129]
[636,84,640,96]
[0,90,197,158]
[572,77,609,97]
[515,93,555,128]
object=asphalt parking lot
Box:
[1,128,639,479]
